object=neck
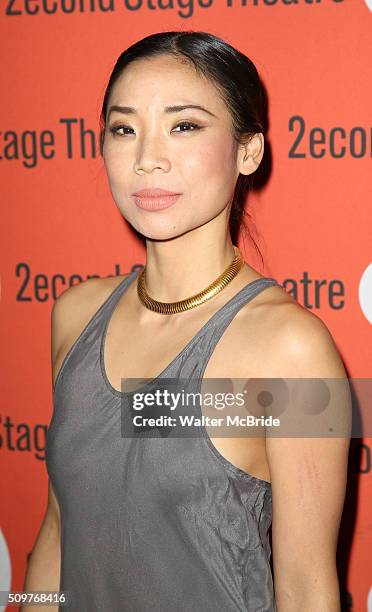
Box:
[143,232,237,302]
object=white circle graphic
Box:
[359,264,372,324]
[364,0,372,12]
[0,529,12,612]
[368,585,372,612]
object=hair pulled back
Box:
[99,31,268,265]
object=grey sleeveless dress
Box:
[45,268,279,611]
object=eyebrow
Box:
[107,104,217,119]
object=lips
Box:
[132,189,181,211]
[132,188,180,197]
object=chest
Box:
[103,301,273,391]
[101,306,275,484]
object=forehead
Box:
[108,54,228,116]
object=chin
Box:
[135,225,190,241]
[128,216,196,241]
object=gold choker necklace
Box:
[137,246,244,314]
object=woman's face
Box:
[102,54,241,240]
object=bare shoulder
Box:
[51,274,129,384]
[246,282,347,379]
[260,288,351,598]
[273,299,347,379]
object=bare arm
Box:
[20,292,68,610]
[21,275,125,609]
[20,480,61,611]
[266,310,351,611]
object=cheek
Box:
[187,135,235,179]
[185,138,236,204]
[104,149,124,181]
[186,146,219,175]
[103,153,131,203]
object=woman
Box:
[24,31,350,611]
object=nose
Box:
[133,134,171,174]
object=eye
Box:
[108,121,202,138]
[109,125,133,137]
[173,121,201,133]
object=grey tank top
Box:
[46,269,279,612]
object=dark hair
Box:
[99,31,269,268]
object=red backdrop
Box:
[1,0,371,609]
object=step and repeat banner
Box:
[1,0,371,610]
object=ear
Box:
[237,133,264,175]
